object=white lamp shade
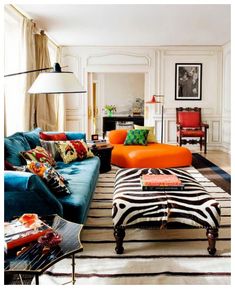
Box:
[28,72,86,94]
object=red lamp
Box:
[145,95,164,143]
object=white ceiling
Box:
[17,4,231,46]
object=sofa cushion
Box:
[111,143,192,168]
[124,129,149,146]
[55,140,93,164]
[40,139,62,160]
[134,124,157,143]
[65,132,86,141]
[55,157,100,223]
[27,161,71,196]
[39,131,68,141]
[109,129,128,144]
[23,128,42,148]
[4,132,31,166]
[21,146,56,166]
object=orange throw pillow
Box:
[109,130,128,144]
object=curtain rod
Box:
[10,4,59,49]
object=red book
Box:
[141,174,184,191]
[141,174,182,186]
[4,216,52,250]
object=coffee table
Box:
[4,215,83,285]
[112,168,221,255]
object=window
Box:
[4,6,25,136]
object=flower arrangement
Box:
[104,105,116,116]
[104,105,116,113]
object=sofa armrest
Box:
[4,171,63,221]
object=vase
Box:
[107,110,113,117]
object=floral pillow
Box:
[27,161,70,196]
[124,129,149,146]
[21,146,56,167]
[55,140,94,164]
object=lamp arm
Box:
[4,63,68,77]
[4,66,53,77]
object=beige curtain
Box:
[34,31,58,131]
[21,18,37,130]
[5,7,64,132]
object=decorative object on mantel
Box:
[132,97,144,115]
[146,95,164,143]
[104,105,116,117]
[175,63,202,101]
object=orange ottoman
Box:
[109,129,192,168]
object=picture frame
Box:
[91,134,99,141]
[175,63,202,100]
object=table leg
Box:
[35,274,39,285]
[71,253,76,284]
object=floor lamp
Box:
[4,63,86,94]
[146,95,164,143]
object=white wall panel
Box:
[61,45,230,151]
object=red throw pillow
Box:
[4,160,15,171]
[39,132,67,141]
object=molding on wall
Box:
[87,52,151,66]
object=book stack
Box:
[87,139,107,148]
[140,174,184,191]
[4,214,52,250]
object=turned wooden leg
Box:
[204,129,208,154]
[200,137,202,151]
[114,226,125,254]
[206,228,218,256]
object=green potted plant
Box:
[104,105,116,117]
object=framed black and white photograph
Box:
[175,63,202,100]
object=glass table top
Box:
[4,215,83,274]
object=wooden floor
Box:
[191,148,231,174]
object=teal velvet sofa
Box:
[4,128,100,224]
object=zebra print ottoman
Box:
[112,168,221,255]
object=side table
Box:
[91,144,114,173]
[4,215,83,285]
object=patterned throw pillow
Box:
[39,132,67,141]
[40,139,61,161]
[124,129,149,145]
[27,161,70,196]
[134,125,157,143]
[21,146,56,166]
[55,140,93,164]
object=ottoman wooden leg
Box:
[206,228,218,256]
[114,226,125,254]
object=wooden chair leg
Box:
[200,137,202,151]
[204,129,208,154]
[206,228,218,255]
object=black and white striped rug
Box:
[38,166,231,285]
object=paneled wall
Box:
[61,45,230,151]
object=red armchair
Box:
[176,107,209,154]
